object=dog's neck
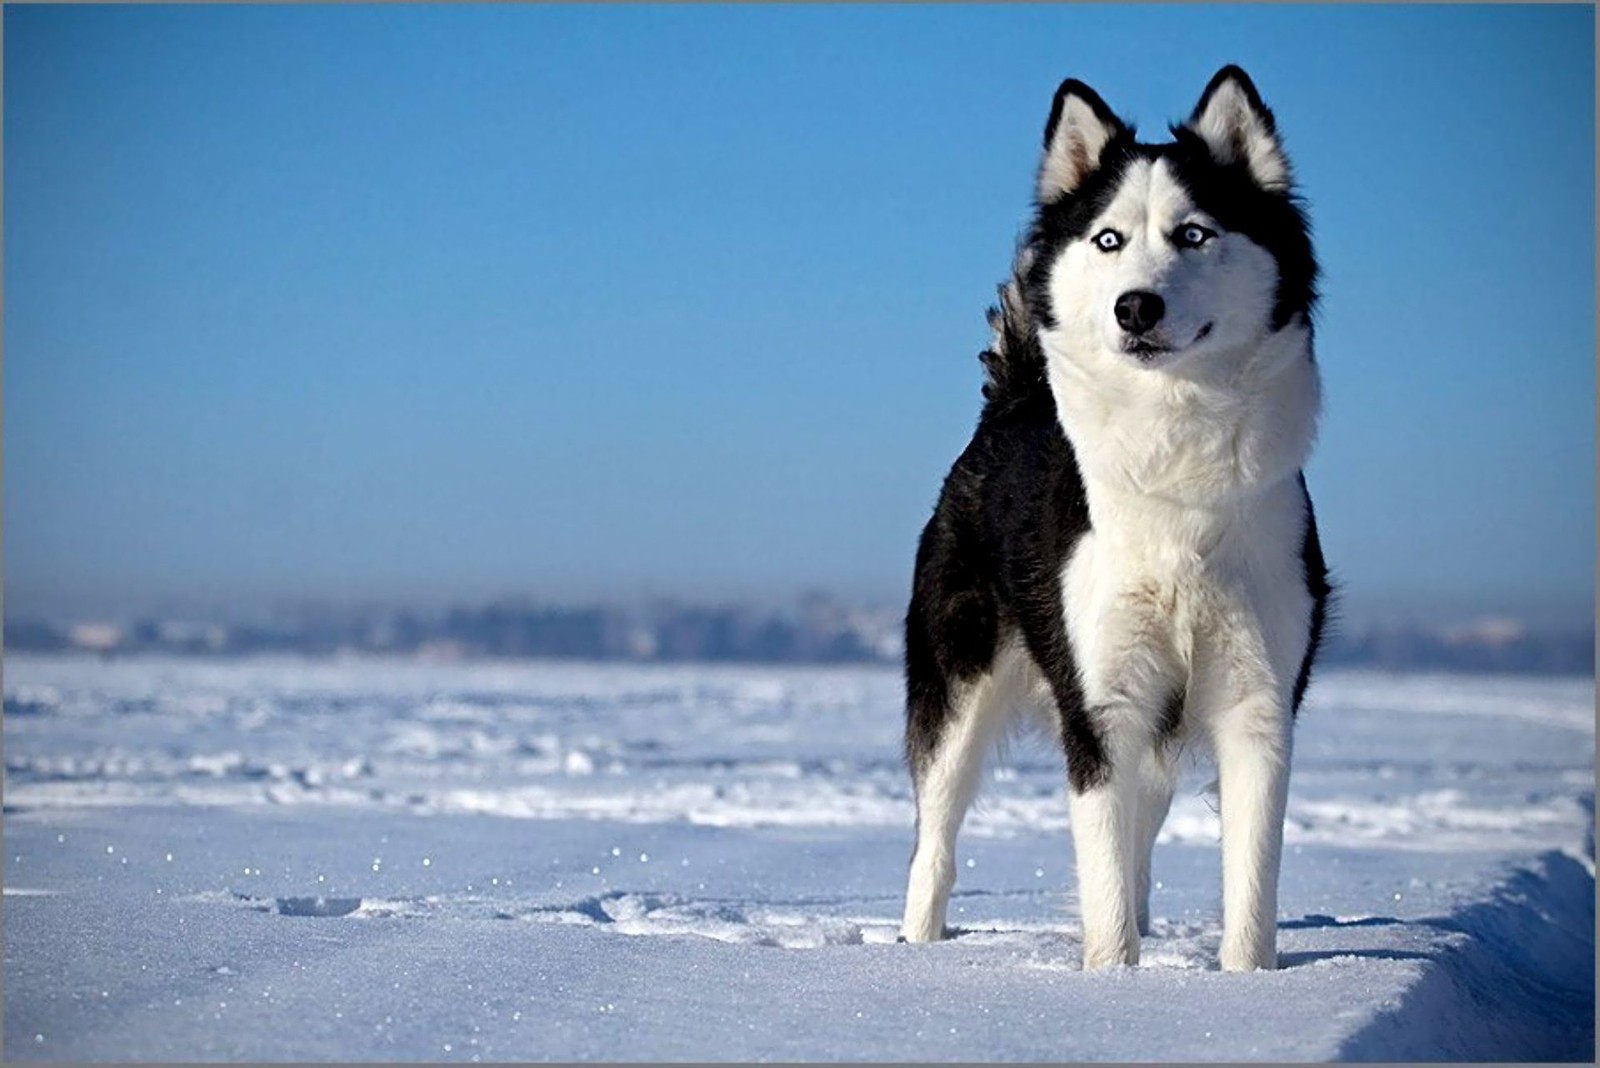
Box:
[1043,323,1320,519]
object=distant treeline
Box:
[1317,623,1594,677]
[3,599,1593,676]
[2,596,898,665]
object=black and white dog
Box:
[899,67,1330,971]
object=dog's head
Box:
[1026,67,1316,375]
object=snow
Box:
[3,654,1594,1061]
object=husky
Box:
[899,66,1330,971]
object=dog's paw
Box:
[898,922,955,944]
[1220,939,1279,971]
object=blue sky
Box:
[4,4,1594,627]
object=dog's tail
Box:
[979,242,1048,405]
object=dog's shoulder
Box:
[923,392,1092,592]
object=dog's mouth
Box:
[1123,322,1213,362]
[1126,339,1170,360]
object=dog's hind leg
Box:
[901,671,1014,942]
[901,584,1009,943]
[1133,751,1177,937]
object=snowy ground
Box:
[3,654,1594,1061]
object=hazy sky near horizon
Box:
[5,4,1594,627]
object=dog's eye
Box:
[1093,229,1123,252]
[1175,224,1215,249]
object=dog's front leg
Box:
[1067,711,1145,969]
[1213,698,1292,971]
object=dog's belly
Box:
[1059,480,1313,728]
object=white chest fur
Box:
[1047,326,1321,721]
[1048,323,1319,507]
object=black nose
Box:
[1114,290,1166,334]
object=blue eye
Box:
[1175,224,1215,248]
[1093,229,1123,252]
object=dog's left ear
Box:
[1037,79,1130,203]
[1187,65,1291,192]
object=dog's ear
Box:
[1037,79,1129,203]
[1186,65,1290,192]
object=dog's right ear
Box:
[1186,66,1290,192]
[1037,79,1129,203]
